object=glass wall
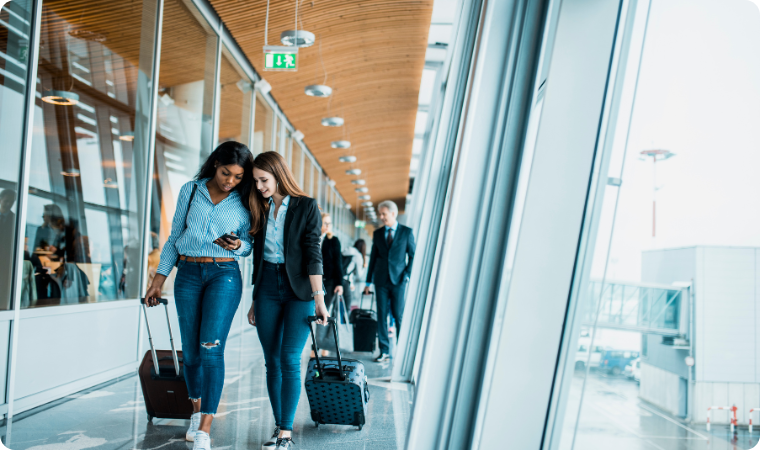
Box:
[549,1,760,448]
[22,0,159,308]
[253,95,272,155]
[0,0,34,311]
[149,0,218,296]
[217,46,253,146]
[291,143,303,186]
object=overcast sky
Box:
[589,0,760,282]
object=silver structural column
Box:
[391,0,483,383]
[135,0,165,364]
[472,0,633,448]
[5,0,43,427]
[405,0,549,447]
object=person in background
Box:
[364,200,416,363]
[314,212,344,356]
[0,189,17,309]
[246,151,328,450]
[145,141,254,450]
[342,239,367,307]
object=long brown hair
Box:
[249,151,308,235]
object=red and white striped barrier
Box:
[706,406,737,432]
[749,408,760,433]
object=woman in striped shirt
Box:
[145,141,253,450]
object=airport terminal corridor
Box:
[4,330,411,450]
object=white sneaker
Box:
[262,426,280,449]
[275,437,294,450]
[193,431,211,450]
[186,412,202,441]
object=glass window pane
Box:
[551,2,760,448]
[291,144,302,187]
[253,95,272,155]
[0,0,34,311]
[303,158,313,197]
[218,47,253,146]
[150,0,218,297]
[23,0,158,308]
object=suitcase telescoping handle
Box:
[307,314,345,381]
[140,298,180,377]
[360,290,376,311]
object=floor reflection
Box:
[6,329,412,450]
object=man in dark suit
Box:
[364,200,416,362]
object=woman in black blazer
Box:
[246,151,328,449]
[316,211,344,355]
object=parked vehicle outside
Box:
[624,357,641,382]
[601,349,640,375]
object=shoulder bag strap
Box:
[183,184,198,232]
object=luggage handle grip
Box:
[307,306,345,382]
[140,298,180,378]
[140,297,168,305]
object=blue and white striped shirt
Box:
[157,179,252,276]
[264,195,290,264]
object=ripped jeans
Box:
[174,259,242,415]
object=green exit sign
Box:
[264,46,298,71]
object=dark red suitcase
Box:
[138,297,194,422]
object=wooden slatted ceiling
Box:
[211,0,433,212]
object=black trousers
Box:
[376,279,407,354]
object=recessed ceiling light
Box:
[345,204,352,209]
[332,140,351,149]
[355,187,368,193]
[339,156,356,163]
[305,85,332,97]
[351,179,366,185]
[322,117,344,127]
[42,90,79,106]
[362,201,373,207]
[358,195,370,200]
[280,30,315,47]
[346,169,361,175]
[119,131,135,142]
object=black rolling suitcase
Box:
[305,316,370,430]
[138,298,194,422]
[351,292,377,353]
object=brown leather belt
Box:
[179,255,235,263]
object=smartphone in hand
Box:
[219,233,239,242]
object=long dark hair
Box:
[196,141,254,209]
[354,239,366,261]
[249,151,307,235]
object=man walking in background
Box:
[364,200,416,362]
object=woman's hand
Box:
[247,303,256,326]
[314,296,330,326]
[334,284,343,296]
[145,274,167,307]
[214,233,241,251]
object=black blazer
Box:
[252,196,323,301]
[321,235,344,284]
[366,224,416,287]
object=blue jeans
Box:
[255,261,314,431]
[174,259,242,415]
[376,279,407,354]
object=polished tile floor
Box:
[3,329,413,450]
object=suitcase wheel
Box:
[358,424,363,431]
[147,413,153,422]
[314,421,319,428]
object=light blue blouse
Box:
[264,195,290,264]
[157,179,252,276]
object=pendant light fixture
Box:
[280,0,315,47]
[358,195,371,201]
[339,156,357,163]
[346,169,361,176]
[355,187,368,193]
[322,117,344,127]
[305,85,332,97]
[351,179,366,185]
[332,140,351,149]
[42,90,79,106]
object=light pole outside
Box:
[640,149,676,237]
